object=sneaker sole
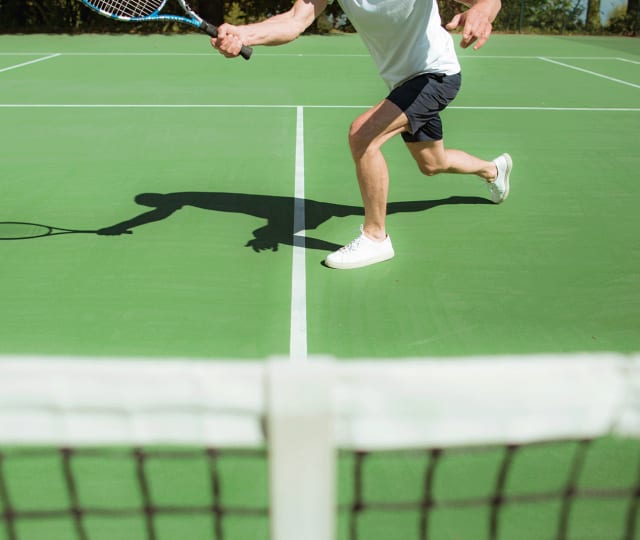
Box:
[324,250,395,270]
[495,153,512,204]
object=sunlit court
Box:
[1,29,639,540]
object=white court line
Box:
[539,56,640,89]
[0,103,298,108]
[290,106,307,363]
[0,52,213,56]
[0,52,370,57]
[460,55,640,60]
[0,104,638,111]
[450,106,640,111]
[617,57,640,65]
[0,53,61,74]
[0,52,637,60]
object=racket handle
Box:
[237,44,253,60]
[201,21,253,60]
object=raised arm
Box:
[445,0,502,50]
[212,0,328,58]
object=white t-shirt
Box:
[337,0,461,89]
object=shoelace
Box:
[339,235,363,253]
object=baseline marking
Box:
[539,57,640,89]
[0,54,61,74]
[290,106,307,363]
[0,104,639,112]
[0,53,636,60]
[617,57,640,65]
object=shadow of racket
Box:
[0,221,131,240]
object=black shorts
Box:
[387,72,462,143]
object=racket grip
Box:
[239,45,254,60]
[201,21,253,60]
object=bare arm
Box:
[445,0,502,50]
[212,0,328,58]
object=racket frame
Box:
[78,0,253,59]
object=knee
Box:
[417,161,443,176]
[348,121,370,158]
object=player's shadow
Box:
[98,192,491,252]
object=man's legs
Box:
[405,140,498,180]
[406,141,512,204]
[324,97,512,269]
[347,99,409,242]
[323,99,405,269]
[347,100,501,240]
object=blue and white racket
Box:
[78,0,253,60]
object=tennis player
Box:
[212,0,511,269]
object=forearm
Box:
[239,18,309,47]
[238,0,326,47]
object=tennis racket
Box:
[78,0,253,60]
[0,222,131,240]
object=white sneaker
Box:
[487,153,512,204]
[325,226,394,269]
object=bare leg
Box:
[346,100,504,242]
[326,99,511,268]
[406,140,498,180]
[348,100,409,241]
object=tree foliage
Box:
[586,0,602,31]
[0,0,635,35]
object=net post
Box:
[267,358,335,540]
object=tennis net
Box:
[1,353,638,540]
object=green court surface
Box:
[1,33,639,359]
[1,33,640,540]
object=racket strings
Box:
[89,0,165,18]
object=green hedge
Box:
[0,0,637,35]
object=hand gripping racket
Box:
[78,0,253,60]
